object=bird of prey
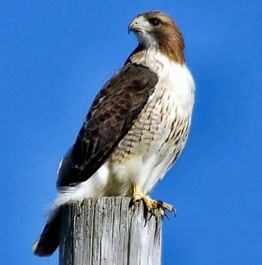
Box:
[33,10,195,256]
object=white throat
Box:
[135,31,158,49]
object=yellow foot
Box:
[131,185,175,217]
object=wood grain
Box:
[59,197,162,265]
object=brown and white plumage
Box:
[33,11,195,256]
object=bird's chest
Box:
[111,79,188,163]
[111,56,193,168]
[106,61,194,194]
[135,82,179,152]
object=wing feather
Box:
[57,63,158,187]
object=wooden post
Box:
[59,197,162,265]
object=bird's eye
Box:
[148,17,161,26]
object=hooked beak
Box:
[128,17,140,34]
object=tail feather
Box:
[32,209,61,257]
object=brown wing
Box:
[57,63,158,187]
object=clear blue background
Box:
[1,1,261,264]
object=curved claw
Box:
[130,184,176,219]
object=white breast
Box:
[145,51,195,192]
[134,49,195,115]
[107,50,195,195]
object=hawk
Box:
[33,11,195,256]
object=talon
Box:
[131,184,175,218]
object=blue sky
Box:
[1,1,262,264]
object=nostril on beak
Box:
[128,18,139,34]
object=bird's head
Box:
[128,11,185,64]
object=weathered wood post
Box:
[59,197,162,265]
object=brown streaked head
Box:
[128,11,185,64]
